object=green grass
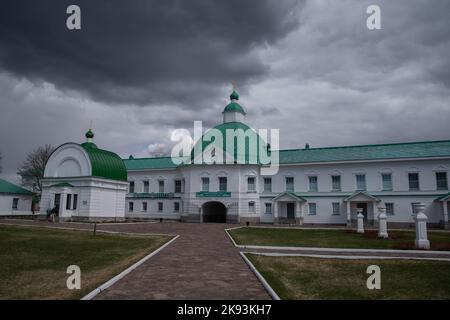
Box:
[0,225,171,299]
[247,254,450,299]
[230,227,450,250]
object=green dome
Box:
[85,129,94,139]
[230,90,239,100]
[80,142,127,181]
[223,102,246,115]
[191,121,268,164]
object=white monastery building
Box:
[40,90,450,228]
[0,178,34,216]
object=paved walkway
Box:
[0,219,269,300]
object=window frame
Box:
[331,175,341,191]
[308,203,317,215]
[332,202,340,215]
[201,177,210,192]
[309,176,318,192]
[247,177,256,192]
[12,198,19,210]
[264,203,272,214]
[436,172,448,190]
[408,173,420,191]
[355,174,366,191]
[158,202,163,212]
[263,177,272,193]
[381,173,393,191]
[219,177,227,192]
[285,177,294,192]
[385,202,394,216]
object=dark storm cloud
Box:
[0,0,302,106]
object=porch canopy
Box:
[272,192,306,222]
[344,191,381,226]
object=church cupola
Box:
[223,88,246,123]
[85,129,94,143]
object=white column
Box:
[372,201,377,226]
[295,201,303,225]
[357,208,364,233]
[377,206,388,239]
[346,201,351,227]
[443,202,449,229]
[414,203,430,250]
[274,201,278,224]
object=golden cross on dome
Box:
[232,81,237,90]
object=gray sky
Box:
[0,0,449,183]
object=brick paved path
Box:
[0,220,270,300]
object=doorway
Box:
[356,203,368,221]
[287,203,295,220]
[202,201,227,223]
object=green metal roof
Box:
[80,142,127,181]
[0,178,33,195]
[223,102,246,115]
[124,156,187,171]
[123,139,450,170]
[278,140,450,164]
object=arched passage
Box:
[202,201,227,223]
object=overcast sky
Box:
[0,0,449,183]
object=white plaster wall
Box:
[44,143,91,178]
[0,194,32,215]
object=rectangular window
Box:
[286,177,294,192]
[308,203,317,215]
[436,172,448,190]
[174,202,180,212]
[219,177,227,192]
[66,194,72,210]
[129,181,135,193]
[265,203,272,214]
[331,175,341,191]
[332,202,340,215]
[73,194,78,210]
[12,198,18,210]
[248,201,255,213]
[158,202,163,212]
[143,180,149,193]
[142,202,147,212]
[263,178,272,193]
[129,202,134,212]
[356,174,366,190]
[382,173,392,190]
[408,173,419,190]
[202,177,210,192]
[385,203,394,215]
[309,176,318,192]
[174,180,182,193]
[247,177,256,192]
[158,180,165,193]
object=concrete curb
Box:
[235,244,450,255]
[243,251,450,262]
[81,235,180,300]
[0,221,177,237]
[224,226,243,247]
[239,252,280,301]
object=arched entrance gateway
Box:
[202,201,227,223]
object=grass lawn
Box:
[0,225,171,299]
[246,254,450,299]
[230,227,450,250]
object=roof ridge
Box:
[124,155,187,161]
[279,139,450,152]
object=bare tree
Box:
[17,144,54,195]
